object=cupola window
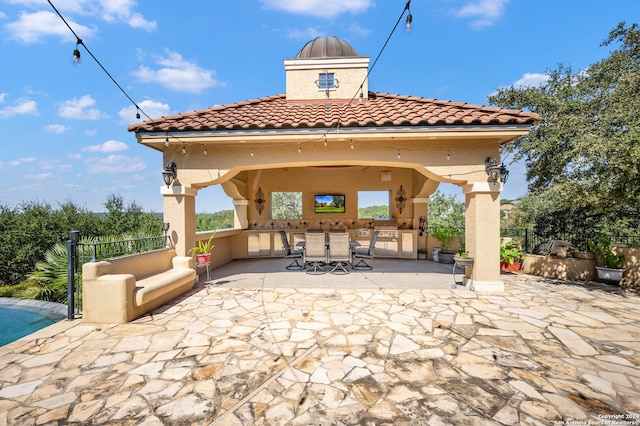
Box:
[317,72,337,90]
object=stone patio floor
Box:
[1,259,640,425]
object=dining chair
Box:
[303,232,327,274]
[352,230,380,270]
[328,232,351,274]
[279,230,303,270]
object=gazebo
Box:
[129,36,539,291]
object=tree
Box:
[196,210,234,231]
[101,194,162,235]
[428,190,465,230]
[489,22,640,233]
[271,192,302,219]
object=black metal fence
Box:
[500,228,640,253]
[66,231,169,320]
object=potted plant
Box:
[431,225,459,264]
[500,240,523,272]
[587,234,625,283]
[189,231,216,265]
[454,250,474,267]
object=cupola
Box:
[284,36,370,102]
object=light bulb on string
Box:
[405,1,413,32]
[165,133,169,147]
[323,135,327,147]
[447,149,450,160]
[350,140,354,150]
[73,38,82,64]
[397,148,401,160]
[405,12,413,32]
[182,144,186,154]
[204,145,207,155]
[298,142,302,154]
[250,147,254,157]
[135,107,140,120]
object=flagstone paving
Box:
[1,272,640,425]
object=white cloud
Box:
[39,159,72,171]
[99,0,156,31]
[5,10,95,43]
[58,95,109,120]
[511,72,549,89]
[24,172,55,180]
[119,99,171,123]
[0,11,7,19]
[286,27,324,40]
[0,93,7,103]
[44,124,70,134]
[452,0,509,29]
[85,154,146,174]
[9,157,36,166]
[0,98,38,118]
[83,140,129,152]
[132,49,224,93]
[4,0,155,33]
[260,0,373,18]
[348,22,371,37]
[490,72,549,97]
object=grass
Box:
[315,207,345,213]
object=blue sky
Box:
[1,0,637,213]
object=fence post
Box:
[67,231,80,320]
[525,228,530,253]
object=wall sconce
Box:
[485,157,509,183]
[500,163,509,184]
[162,162,177,187]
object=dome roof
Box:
[295,37,360,59]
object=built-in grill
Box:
[375,226,398,240]
[374,220,398,240]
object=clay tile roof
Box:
[128,92,539,134]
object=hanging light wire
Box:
[46,0,153,121]
[48,0,414,157]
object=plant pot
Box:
[438,252,455,264]
[454,256,474,267]
[196,253,211,265]
[595,266,624,283]
[500,262,521,272]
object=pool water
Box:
[0,300,66,347]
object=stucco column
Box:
[233,199,249,229]
[464,182,503,291]
[161,185,198,257]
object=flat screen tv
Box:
[314,194,345,214]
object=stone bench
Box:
[82,248,196,323]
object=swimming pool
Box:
[0,298,67,347]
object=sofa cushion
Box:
[135,267,195,306]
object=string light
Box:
[50,0,415,161]
[73,38,81,64]
[250,146,254,157]
[204,145,207,155]
[350,140,354,150]
[182,144,186,154]
[447,149,450,160]
[165,133,169,147]
[405,1,413,32]
[397,148,401,159]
